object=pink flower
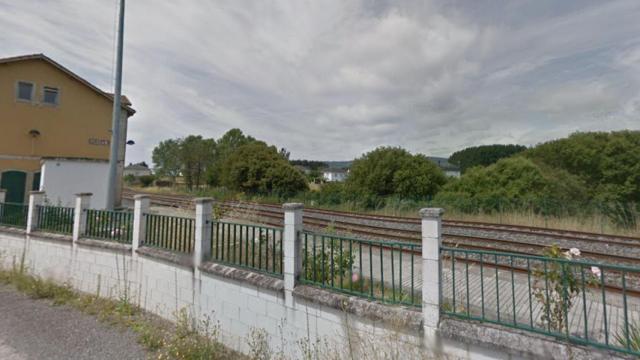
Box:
[352,273,359,283]
[591,266,601,277]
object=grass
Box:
[0,256,242,360]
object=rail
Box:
[85,209,133,243]
[210,221,283,277]
[143,214,194,253]
[36,205,74,235]
[440,246,640,357]
[300,231,421,307]
[0,202,29,228]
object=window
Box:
[42,86,59,105]
[16,81,34,101]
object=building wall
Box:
[0,58,129,204]
[40,159,110,209]
[123,168,152,177]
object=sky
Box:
[1,0,639,164]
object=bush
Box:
[138,175,156,187]
[433,157,589,216]
[220,142,307,197]
[124,174,136,185]
[346,147,446,201]
[154,179,173,187]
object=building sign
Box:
[88,138,110,146]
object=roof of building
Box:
[0,53,135,115]
[323,168,349,174]
[125,164,151,171]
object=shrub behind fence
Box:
[300,231,422,307]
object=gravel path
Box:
[0,285,147,360]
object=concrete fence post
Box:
[420,208,444,336]
[26,191,46,234]
[0,189,6,203]
[132,195,150,254]
[72,193,92,242]
[193,198,213,271]
[283,203,304,307]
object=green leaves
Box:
[346,147,446,200]
[219,142,307,198]
[449,144,526,173]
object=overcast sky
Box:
[1,1,639,163]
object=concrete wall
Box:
[40,159,109,209]
[0,228,629,360]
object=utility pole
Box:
[106,0,126,210]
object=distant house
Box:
[323,168,349,182]
[124,163,152,177]
[428,157,461,177]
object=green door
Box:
[0,171,27,204]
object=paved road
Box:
[0,285,147,360]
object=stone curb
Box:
[293,285,423,331]
[199,262,284,292]
[136,246,193,268]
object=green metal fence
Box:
[0,202,29,228]
[210,221,283,276]
[300,231,421,307]
[85,209,133,243]
[143,213,194,253]
[440,246,640,357]
[35,205,75,235]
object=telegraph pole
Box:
[106,0,125,210]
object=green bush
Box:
[138,175,156,187]
[346,147,446,202]
[220,142,307,197]
[433,157,589,216]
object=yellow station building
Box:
[0,54,135,204]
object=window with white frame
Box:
[16,81,35,101]
[42,86,60,105]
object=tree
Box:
[180,135,216,190]
[152,139,182,184]
[523,131,640,203]
[220,142,307,197]
[449,144,527,173]
[346,147,446,199]
[207,129,257,186]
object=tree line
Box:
[150,129,639,227]
[151,129,306,197]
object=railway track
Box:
[122,189,640,264]
[121,189,640,296]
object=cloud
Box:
[1,0,639,163]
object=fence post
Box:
[420,208,444,337]
[26,191,45,234]
[0,189,6,203]
[72,193,92,242]
[132,195,150,255]
[283,203,303,308]
[193,198,213,270]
